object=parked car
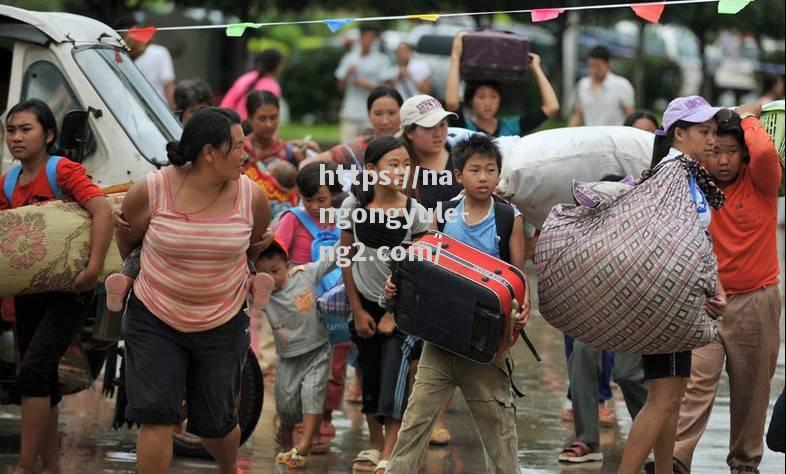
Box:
[706,30,786,105]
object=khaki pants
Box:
[387,342,519,474]
[674,285,782,471]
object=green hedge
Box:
[280,46,346,124]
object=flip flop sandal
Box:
[352,449,381,472]
[429,428,451,446]
[558,440,603,463]
[373,459,389,474]
[276,448,306,468]
[251,272,275,310]
[105,273,132,312]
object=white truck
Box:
[0,5,263,460]
[0,4,179,183]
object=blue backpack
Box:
[286,207,342,295]
[3,156,65,203]
[286,207,350,344]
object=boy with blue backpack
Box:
[383,133,531,474]
[274,161,351,440]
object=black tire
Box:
[172,348,264,459]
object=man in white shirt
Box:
[568,46,635,127]
[334,26,392,144]
[383,42,432,101]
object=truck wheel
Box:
[172,348,264,459]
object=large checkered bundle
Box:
[0,193,125,297]
[534,159,720,354]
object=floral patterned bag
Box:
[0,193,125,297]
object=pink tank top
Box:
[133,169,254,333]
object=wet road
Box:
[0,211,784,473]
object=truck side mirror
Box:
[59,109,96,163]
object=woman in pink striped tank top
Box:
[115,107,271,474]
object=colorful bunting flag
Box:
[225,22,261,37]
[630,3,665,23]
[408,14,441,22]
[128,26,157,44]
[718,0,753,14]
[120,1,750,37]
[324,18,354,33]
[531,8,566,22]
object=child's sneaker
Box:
[105,273,133,312]
[251,273,275,310]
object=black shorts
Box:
[349,295,421,422]
[642,351,691,380]
[14,291,93,406]
[121,292,250,438]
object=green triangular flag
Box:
[226,22,261,37]
[718,0,753,14]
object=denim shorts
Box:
[121,292,250,438]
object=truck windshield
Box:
[73,46,181,166]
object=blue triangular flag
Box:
[324,18,354,33]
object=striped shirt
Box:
[133,168,254,333]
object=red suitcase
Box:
[390,231,531,364]
[460,29,530,83]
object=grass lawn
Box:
[279,117,568,148]
[279,123,341,146]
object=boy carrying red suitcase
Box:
[383,133,531,474]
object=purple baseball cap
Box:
[655,96,723,136]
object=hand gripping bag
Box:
[533,156,720,354]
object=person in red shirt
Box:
[674,102,782,474]
[0,98,112,474]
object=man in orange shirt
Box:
[673,102,782,474]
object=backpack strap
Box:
[287,207,321,239]
[2,165,22,203]
[437,199,460,233]
[46,156,64,198]
[492,195,515,264]
[2,156,64,203]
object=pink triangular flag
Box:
[128,26,157,44]
[531,8,566,23]
[631,3,665,23]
